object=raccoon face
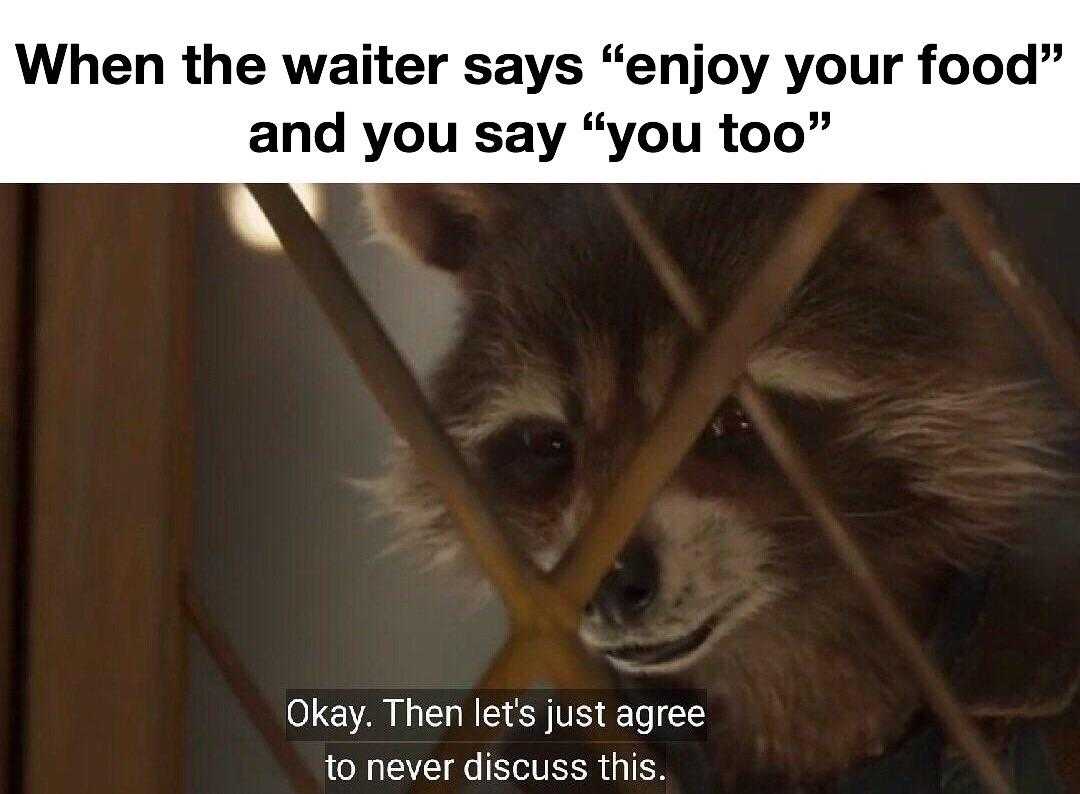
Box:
[364,185,1069,685]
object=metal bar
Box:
[609,184,1011,794]
[246,184,621,794]
[604,185,710,332]
[735,381,1010,793]
[552,184,864,609]
[246,184,573,630]
[933,184,1080,410]
[182,580,321,794]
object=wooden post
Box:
[20,186,193,794]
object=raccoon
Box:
[362,185,1076,789]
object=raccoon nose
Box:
[586,537,659,626]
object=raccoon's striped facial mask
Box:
[364,184,1071,685]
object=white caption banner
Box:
[3,0,1079,182]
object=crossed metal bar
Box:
[187,183,1080,794]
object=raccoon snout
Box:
[585,536,660,626]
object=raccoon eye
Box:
[695,398,756,459]
[483,420,574,496]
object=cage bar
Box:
[551,184,863,609]
[933,184,1080,410]
[245,184,573,631]
[607,184,1012,793]
[183,581,321,794]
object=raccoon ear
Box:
[363,184,498,273]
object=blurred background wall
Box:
[187,185,1078,794]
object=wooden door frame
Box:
[2,185,193,794]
